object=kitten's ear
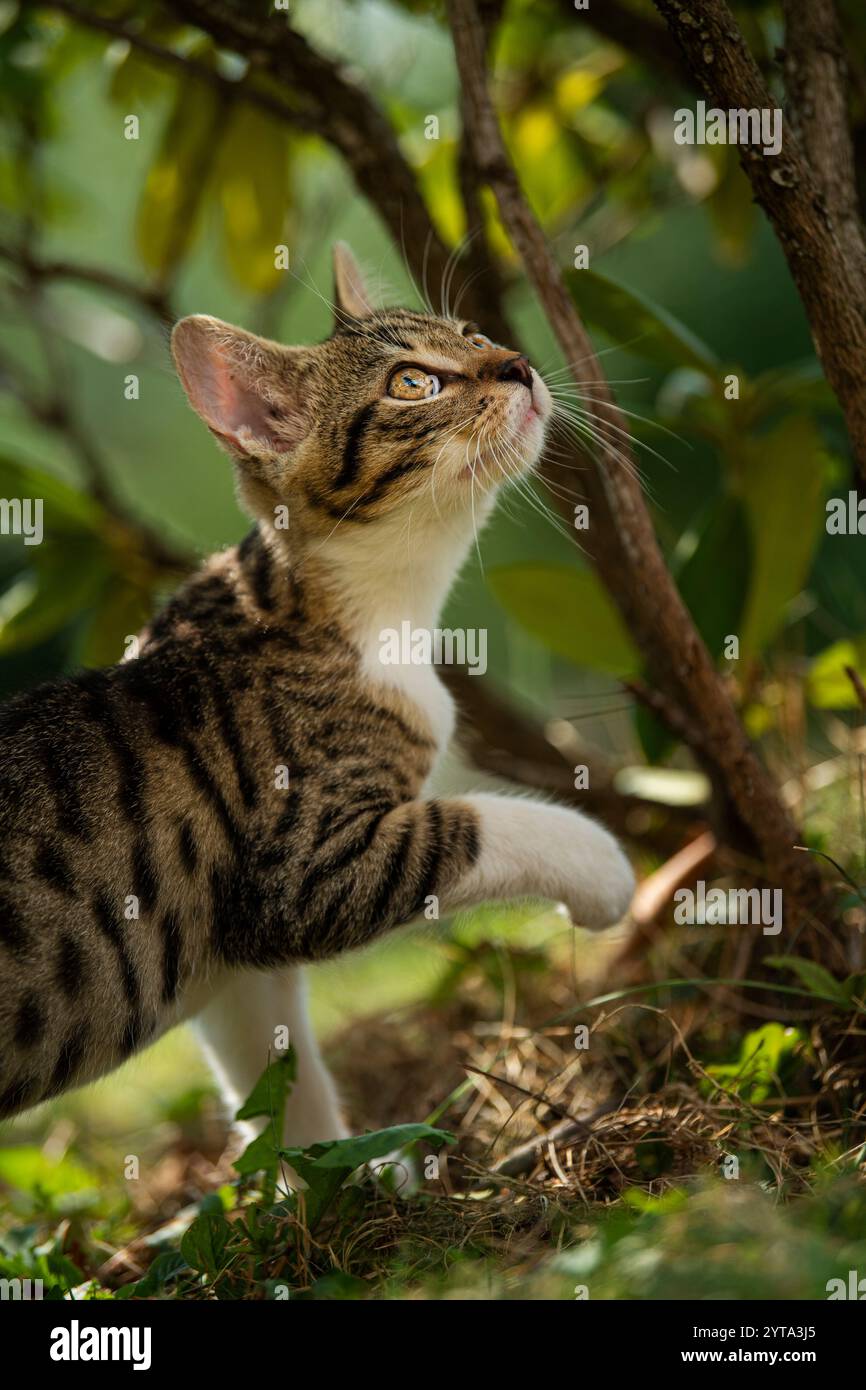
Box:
[171,315,309,460]
[332,241,374,321]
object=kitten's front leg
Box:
[294,792,633,957]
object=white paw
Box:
[564,818,635,930]
[458,794,635,934]
[524,802,635,931]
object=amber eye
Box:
[388,367,441,400]
[464,330,493,350]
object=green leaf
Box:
[0,456,106,535]
[0,541,107,654]
[633,700,674,763]
[766,956,850,1006]
[489,564,639,675]
[751,359,837,421]
[738,415,828,663]
[179,1213,231,1278]
[675,492,752,659]
[214,103,292,294]
[705,143,757,267]
[0,1146,99,1199]
[77,581,153,668]
[233,1050,297,1179]
[120,1250,189,1299]
[807,638,866,709]
[563,268,717,372]
[136,75,222,278]
[236,1049,296,1123]
[705,1022,804,1103]
[282,1123,454,1173]
[280,1124,454,1228]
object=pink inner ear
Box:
[201,343,283,452]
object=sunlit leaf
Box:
[0,1146,100,1198]
[136,73,222,278]
[807,637,866,709]
[705,1022,804,1103]
[214,103,293,294]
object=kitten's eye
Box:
[388,367,441,400]
[464,330,493,350]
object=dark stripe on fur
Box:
[55,932,85,999]
[33,838,76,896]
[92,890,141,1009]
[0,891,31,959]
[159,910,182,1003]
[334,402,376,489]
[178,819,198,875]
[14,993,45,1049]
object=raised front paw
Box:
[536,803,635,931]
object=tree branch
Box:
[653,0,866,478]
[447,0,826,919]
[782,0,866,300]
[0,239,175,325]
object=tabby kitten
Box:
[0,244,633,1144]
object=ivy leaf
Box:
[117,1249,189,1299]
[280,1124,454,1228]
[236,1049,296,1123]
[179,1213,232,1278]
[233,1050,297,1179]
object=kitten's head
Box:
[172,243,550,539]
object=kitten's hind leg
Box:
[193,966,348,1149]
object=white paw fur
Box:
[456,793,635,930]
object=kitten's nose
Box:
[497,354,533,390]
